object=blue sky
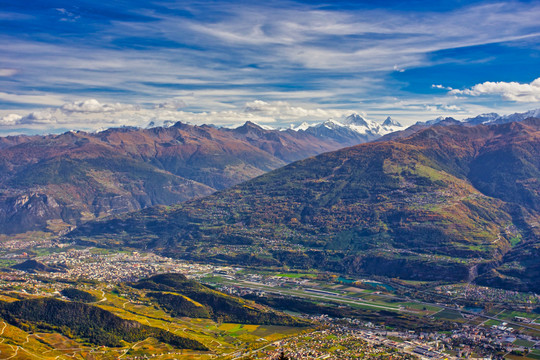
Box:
[0,0,539,133]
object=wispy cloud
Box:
[0,1,539,134]
[0,68,17,77]
[0,91,67,106]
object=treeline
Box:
[60,288,99,303]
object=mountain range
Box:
[0,119,379,234]
[415,108,540,126]
[1,108,538,237]
[292,114,403,144]
[66,118,540,292]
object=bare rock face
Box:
[0,193,62,233]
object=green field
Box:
[276,273,316,278]
[483,319,503,327]
[433,309,464,321]
[398,302,442,313]
[514,339,536,348]
[499,310,539,320]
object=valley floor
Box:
[0,236,538,359]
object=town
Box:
[1,238,539,359]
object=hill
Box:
[0,122,356,234]
[0,297,207,349]
[11,259,67,273]
[66,120,540,291]
[0,274,310,358]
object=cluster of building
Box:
[1,248,237,284]
[254,327,418,360]
[328,318,540,359]
[446,324,539,358]
[0,237,58,256]
[436,284,539,305]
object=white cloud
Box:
[243,100,348,120]
[0,93,533,134]
[0,114,22,125]
[0,92,66,106]
[20,111,57,124]
[440,104,462,111]
[153,98,187,110]
[184,2,540,72]
[0,98,357,131]
[61,99,138,113]
[56,8,80,22]
[0,99,144,129]
[448,78,540,103]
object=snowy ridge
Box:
[291,113,403,138]
[419,108,540,126]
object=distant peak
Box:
[243,121,263,128]
[418,116,460,126]
[291,122,310,131]
[382,116,402,127]
[163,120,176,128]
[235,121,264,130]
[233,121,268,134]
[171,121,190,129]
[343,113,368,127]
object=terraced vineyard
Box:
[0,274,312,359]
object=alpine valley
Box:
[1,111,540,360]
[4,2,540,358]
[65,117,540,293]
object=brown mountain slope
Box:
[66,119,540,290]
[0,122,351,234]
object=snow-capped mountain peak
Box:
[464,113,500,125]
[382,116,402,127]
[321,118,345,130]
[287,113,404,144]
[343,113,369,127]
[291,121,311,131]
[464,108,540,125]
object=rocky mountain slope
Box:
[0,121,364,234]
[66,119,540,291]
